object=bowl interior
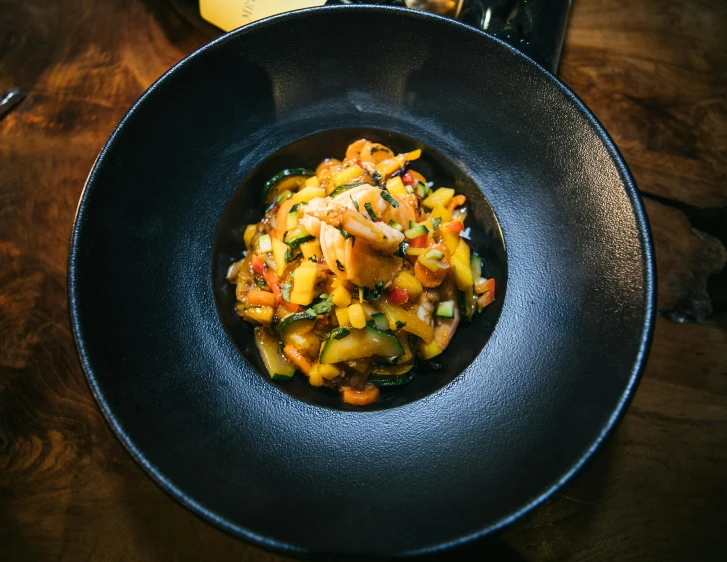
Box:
[212,128,507,410]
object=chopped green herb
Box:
[290,203,299,213]
[255,277,265,289]
[433,217,442,229]
[370,147,390,155]
[336,259,345,271]
[339,228,351,239]
[373,171,382,184]
[396,241,409,258]
[395,320,407,329]
[364,202,377,220]
[308,294,335,315]
[362,281,386,301]
[334,328,350,339]
[308,256,317,263]
[380,191,399,208]
[351,196,360,212]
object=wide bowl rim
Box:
[67,4,656,557]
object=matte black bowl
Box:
[69,5,655,558]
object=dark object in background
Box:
[329,0,572,72]
[68,5,654,558]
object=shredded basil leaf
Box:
[433,217,441,229]
[308,256,317,263]
[395,320,406,329]
[255,277,265,289]
[290,203,299,213]
[339,228,351,239]
[380,191,399,208]
[308,294,335,315]
[364,202,377,220]
[351,196,359,212]
[373,171,382,184]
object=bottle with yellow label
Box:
[198,0,571,73]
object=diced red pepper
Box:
[388,287,409,306]
[446,221,465,235]
[409,234,428,248]
[251,254,265,274]
[401,171,415,186]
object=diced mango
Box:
[334,306,350,327]
[317,363,340,380]
[453,238,471,265]
[375,156,405,180]
[331,285,352,308]
[404,149,421,161]
[423,187,455,209]
[243,306,274,327]
[243,224,257,249]
[439,225,461,254]
[308,368,324,387]
[347,303,367,329]
[392,270,423,300]
[385,176,408,196]
[451,257,474,290]
[300,240,322,261]
[292,186,325,204]
[333,164,363,186]
[290,263,317,305]
[304,175,320,188]
[271,238,290,276]
[418,339,443,360]
[431,204,453,223]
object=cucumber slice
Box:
[284,226,315,249]
[329,182,365,197]
[424,249,445,261]
[254,327,296,381]
[370,312,389,331]
[388,220,403,232]
[258,234,272,253]
[404,223,429,239]
[320,326,403,364]
[436,300,455,318]
[263,168,314,205]
[279,312,316,344]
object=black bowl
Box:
[69,5,655,557]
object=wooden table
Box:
[2,0,726,559]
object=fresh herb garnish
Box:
[433,217,442,229]
[370,147,390,155]
[339,228,351,239]
[364,202,377,220]
[336,259,345,271]
[361,281,386,301]
[290,203,299,213]
[255,277,265,289]
[308,256,317,263]
[334,328,350,339]
[395,320,407,329]
[307,294,335,316]
[351,196,360,212]
[281,282,292,302]
[373,171,382,184]
[396,241,409,258]
[380,191,399,207]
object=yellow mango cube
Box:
[392,270,423,300]
[385,176,408,196]
[300,240,322,261]
[290,263,317,305]
[243,224,257,249]
[333,164,363,186]
[331,285,352,308]
[431,204,453,223]
[304,175,320,188]
[423,187,455,209]
[292,186,325,204]
[439,225,461,254]
[451,257,474,290]
[334,306,350,327]
[347,303,367,329]
[271,238,290,277]
[453,238,471,265]
[418,339,443,360]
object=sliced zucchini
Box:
[257,233,272,253]
[370,364,415,387]
[329,182,365,197]
[388,220,403,232]
[370,312,390,332]
[284,226,315,249]
[436,300,455,318]
[254,326,296,381]
[319,326,403,364]
[279,312,316,343]
[263,168,314,205]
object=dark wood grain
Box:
[1,0,726,560]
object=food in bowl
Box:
[227,140,496,405]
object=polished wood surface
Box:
[1,0,726,560]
